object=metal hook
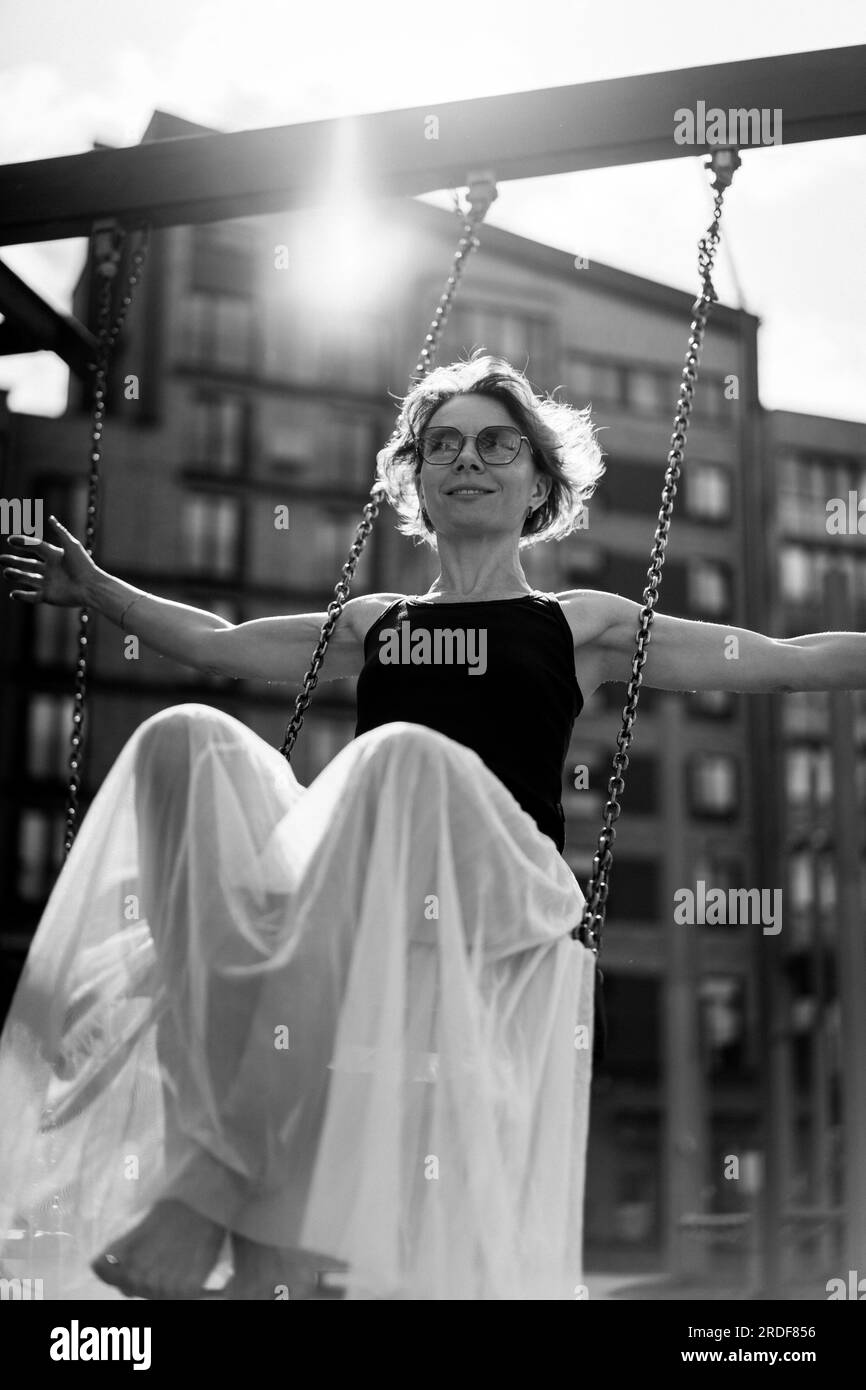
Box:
[91,218,125,280]
[706,147,742,192]
[465,169,499,218]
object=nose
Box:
[452,438,485,469]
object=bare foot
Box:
[91,1199,227,1299]
[223,1232,349,1300]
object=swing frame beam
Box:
[1,45,862,369]
[0,44,863,249]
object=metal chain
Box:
[575,148,741,954]
[63,222,150,856]
[279,172,498,760]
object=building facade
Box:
[762,407,866,1278]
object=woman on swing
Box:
[1,351,864,1301]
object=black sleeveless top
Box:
[353,593,583,853]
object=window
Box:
[267,412,378,491]
[690,851,746,927]
[784,495,822,535]
[314,509,365,577]
[789,850,813,911]
[17,810,65,901]
[27,694,73,779]
[777,451,824,503]
[779,545,813,602]
[256,500,359,592]
[688,560,731,618]
[689,754,739,816]
[189,223,257,298]
[785,746,832,806]
[604,858,660,923]
[181,494,241,577]
[189,394,247,473]
[827,459,858,501]
[564,542,605,582]
[790,851,836,916]
[601,460,666,515]
[34,603,79,667]
[442,304,552,377]
[684,463,732,521]
[698,376,736,428]
[818,855,837,912]
[33,474,88,540]
[179,293,257,371]
[315,313,388,391]
[603,974,661,1076]
[699,976,746,1075]
[690,688,735,719]
[605,555,687,614]
[568,744,620,804]
[785,748,809,803]
[322,412,379,490]
[568,753,655,816]
[781,690,829,739]
[621,755,657,814]
[778,546,866,611]
[563,355,625,407]
[626,368,667,415]
[267,418,315,480]
[566,357,594,401]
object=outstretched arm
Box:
[2,517,363,685]
[592,590,866,694]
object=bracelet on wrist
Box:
[119,595,143,629]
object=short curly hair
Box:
[375,350,606,550]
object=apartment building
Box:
[761,408,866,1274]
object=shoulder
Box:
[551,588,626,647]
[552,588,640,700]
[342,592,407,641]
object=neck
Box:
[426,535,532,600]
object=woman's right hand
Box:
[1,516,96,608]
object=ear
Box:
[414,474,433,529]
[532,474,552,509]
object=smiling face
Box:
[415,394,551,544]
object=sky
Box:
[0,0,864,423]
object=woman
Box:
[0,353,863,1301]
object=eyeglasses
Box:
[415,425,531,466]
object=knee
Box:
[357,721,461,777]
[134,703,233,783]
